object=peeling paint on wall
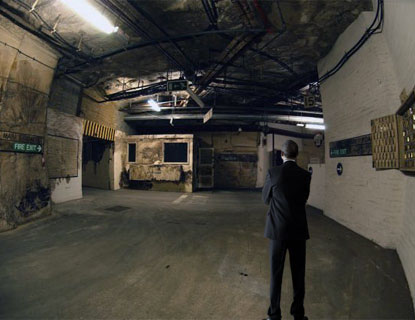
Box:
[15,180,50,217]
[0,18,58,231]
[197,132,259,189]
[124,134,194,192]
[47,109,83,204]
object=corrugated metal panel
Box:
[83,119,115,141]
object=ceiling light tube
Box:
[60,0,117,34]
[291,116,324,124]
[296,123,305,127]
[305,124,325,130]
[148,99,161,112]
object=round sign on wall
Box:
[337,163,343,176]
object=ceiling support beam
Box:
[186,88,205,108]
[201,0,218,29]
[212,77,283,91]
[195,33,260,94]
[219,32,296,76]
[194,0,265,94]
[249,47,297,75]
[131,124,316,139]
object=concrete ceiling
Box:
[0,0,372,115]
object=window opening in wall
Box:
[163,142,188,163]
[128,143,136,163]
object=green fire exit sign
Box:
[13,143,42,153]
[167,80,188,92]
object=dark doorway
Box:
[82,136,112,190]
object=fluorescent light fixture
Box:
[60,0,117,34]
[283,116,324,124]
[148,99,161,112]
[305,124,326,130]
[296,123,305,127]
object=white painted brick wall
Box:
[383,0,415,94]
[381,0,415,308]
[319,3,415,307]
[400,177,415,310]
[307,164,325,211]
[319,11,403,249]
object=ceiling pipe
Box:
[0,7,86,61]
[253,0,273,33]
[6,0,90,59]
[126,0,196,71]
[125,105,322,116]
[125,113,323,123]
[195,33,261,94]
[98,0,187,72]
[132,124,316,139]
[62,28,266,75]
[201,0,217,29]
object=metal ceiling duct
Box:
[124,113,324,123]
[130,124,316,139]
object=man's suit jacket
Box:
[262,161,312,241]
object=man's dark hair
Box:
[282,140,299,159]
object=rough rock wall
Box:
[81,88,134,134]
[47,109,83,203]
[0,16,58,231]
[81,89,116,128]
[48,77,82,116]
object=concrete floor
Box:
[0,188,413,320]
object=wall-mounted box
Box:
[371,115,401,169]
[397,88,415,171]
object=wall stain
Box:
[15,180,50,217]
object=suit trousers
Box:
[268,239,306,320]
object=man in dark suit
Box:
[262,140,311,320]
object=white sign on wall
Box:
[304,94,316,108]
[203,108,213,124]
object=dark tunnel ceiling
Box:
[1,0,372,113]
